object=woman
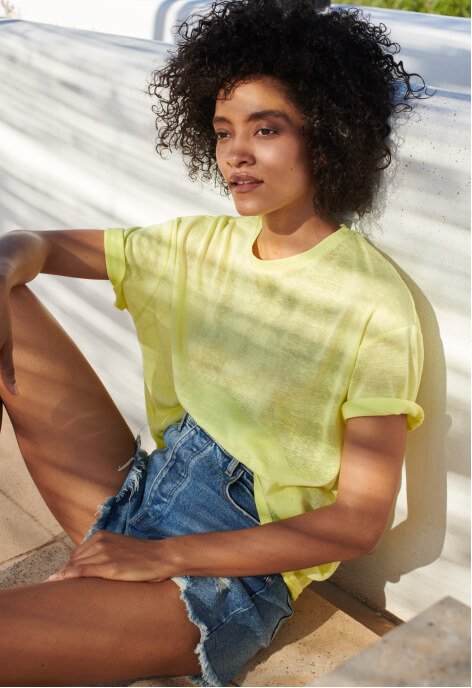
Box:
[0,1,427,685]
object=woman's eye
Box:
[214,128,277,140]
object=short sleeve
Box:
[103,220,176,314]
[104,227,132,310]
[342,322,424,431]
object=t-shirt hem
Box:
[282,561,341,601]
[253,476,341,601]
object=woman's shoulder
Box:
[338,226,419,324]
[135,214,255,237]
[117,214,244,245]
[173,214,255,231]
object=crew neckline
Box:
[245,216,352,270]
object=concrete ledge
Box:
[309,596,471,687]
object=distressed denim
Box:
[84,411,293,687]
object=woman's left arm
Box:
[169,413,408,577]
[52,414,407,582]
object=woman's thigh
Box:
[0,285,136,543]
[0,577,200,686]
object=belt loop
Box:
[225,457,240,477]
[178,411,189,432]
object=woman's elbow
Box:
[356,522,386,557]
[339,509,386,558]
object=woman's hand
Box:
[0,228,107,397]
[0,280,18,395]
[47,531,176,583]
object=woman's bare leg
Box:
[0,286,203,686]
[0,578,201,686]
[0,284,137,542]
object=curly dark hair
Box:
[148,0,428,221]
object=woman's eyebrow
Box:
[212,110,292,125]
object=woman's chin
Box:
[232,198,268,217]
[236,208,261,217]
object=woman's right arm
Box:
[0,229,107,285]
[0,229,107,394]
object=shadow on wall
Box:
[331,261,448,615]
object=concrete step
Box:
[0,537,74,588]
[309,596,471,687]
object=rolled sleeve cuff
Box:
[342,397,424,431]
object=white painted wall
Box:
[0,16,469,622]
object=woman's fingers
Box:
[68,531,129,562]
[49,558,164,583]
[48,562,109,581]
[48,553,122,581]
[67,532,104,560]
[0,330,18,395]
[0,299,18,395]
[47,532,173,583]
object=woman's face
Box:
[213,75,316,219]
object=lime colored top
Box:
[104,215,424,600]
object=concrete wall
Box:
[3,1,470,94]
[0,16,469,621]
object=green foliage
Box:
[340,0,470,17]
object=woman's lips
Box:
[231,181,263,194]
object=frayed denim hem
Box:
[82,435,149,543]
[172,576,223,688]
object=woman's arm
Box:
[55,413,408,582]
[0,229,107,285]
[0,229,106,394]
[169,413,407,576]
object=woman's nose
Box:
[226,136,255,167]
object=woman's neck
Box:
[254,210,339,260]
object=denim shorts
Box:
[84,411,293,687]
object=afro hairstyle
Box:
[148,0,428,221]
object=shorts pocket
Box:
[224,467,260,526]
[128,433,211,531]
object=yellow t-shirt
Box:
[104,214,424,600]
